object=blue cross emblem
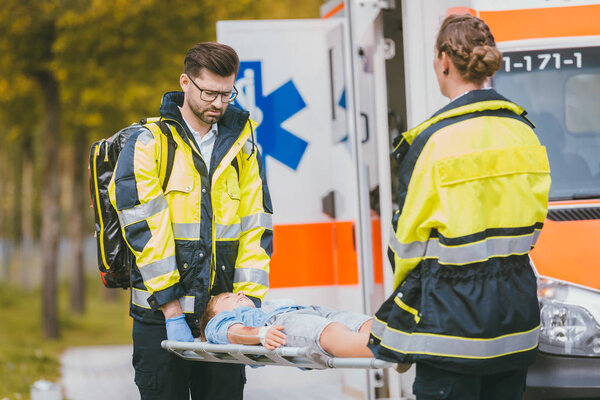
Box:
[235,61,308,170]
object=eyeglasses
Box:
[186,74,238,103]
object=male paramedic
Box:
[109,42,272,400]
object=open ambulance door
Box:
[218,13,385,399]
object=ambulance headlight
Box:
[538,278,600,357]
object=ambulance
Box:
[217,0,600,398]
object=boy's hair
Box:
[184,42,240,79]
[198,292,228,340]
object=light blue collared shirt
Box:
[180,108,217,168]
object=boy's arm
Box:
[228,324,286,350]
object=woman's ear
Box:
[441,52,450,75]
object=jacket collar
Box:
[431,89,514,118]
[158,91,250,139]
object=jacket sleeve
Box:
[233,140,273,304]
[388,141,442,289]
[108,127,183,309]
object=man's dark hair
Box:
[184,42,240,79]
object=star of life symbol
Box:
[235,61,308,170]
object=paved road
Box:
[60,345,359,400]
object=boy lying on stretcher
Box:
[198,292,374,358]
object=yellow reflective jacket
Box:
[370,89,551,374]
[108,92,272,329]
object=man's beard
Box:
[194,105,225,125]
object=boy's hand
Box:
[260,325,287,350]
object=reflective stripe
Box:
[531,229,542,246]
[138,255,177,282]
[215,222,241,239]
[388,225,426,259]
[241,213,273,232]
[137,129,153,146]
[426,233,538,265]
[388,227,539,265]
[131,288,151,309]
[118,195,167,227]
[371,317,387,340]
[380,325,540,359]
[172,223,201,240]
[179,296,195,314]
[131,288,195,313]
[234,267,269,287]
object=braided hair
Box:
[435,14,502,84]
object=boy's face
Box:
[214,292,256,313]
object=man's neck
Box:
[180,104,211,138]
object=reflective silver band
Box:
[137,129,153,146]
[215,222,241,240]
[131,288,195,313]
[172,223,201,240]
[531,229,542,246]
[234,268,269,287]
[131,289,151,309]
[380,325,540,359]
[241,213,273,232]
[118,194,168,227]
[388,226,539,265]
[138,255,177,282]
[388,225,426,259]
[178,296,195,314]
[371,317,387,340]
[426,233,538,265]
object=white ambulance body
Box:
[218,1,600,399]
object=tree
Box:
[0,0,322,338]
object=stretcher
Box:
[161,340,397,369]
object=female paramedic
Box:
[368,14,551,400]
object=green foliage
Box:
[0,278,131,399]
[0,0,324,394]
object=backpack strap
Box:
[157,120,177,192]
[142,118,178,192]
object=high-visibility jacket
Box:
[369,89,551,374]
[108,91,272,331]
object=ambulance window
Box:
[565,74,600,134]
[493,46,600,201]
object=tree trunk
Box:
[21,140,34,289]
[38,70,61,339]
[69,130,86,313]
[0,148,8,281]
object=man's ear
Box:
[180,73,189,92]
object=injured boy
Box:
[199,292,374,357]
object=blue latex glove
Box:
[165,315,194,342]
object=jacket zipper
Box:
[162,118,217,298]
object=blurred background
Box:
[0,0,321,398]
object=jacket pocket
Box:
[164,169,194,194]
[226,175,241,201]
[412,380,453,399]
[392,273,423,332]
[134,370,157,391]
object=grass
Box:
[0,276,132,399]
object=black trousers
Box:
[413,362,528,400]
[132,319,246,400]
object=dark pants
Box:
[132,319,246,400]
[413,362,528,400]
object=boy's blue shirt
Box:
[205,300,303,344]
